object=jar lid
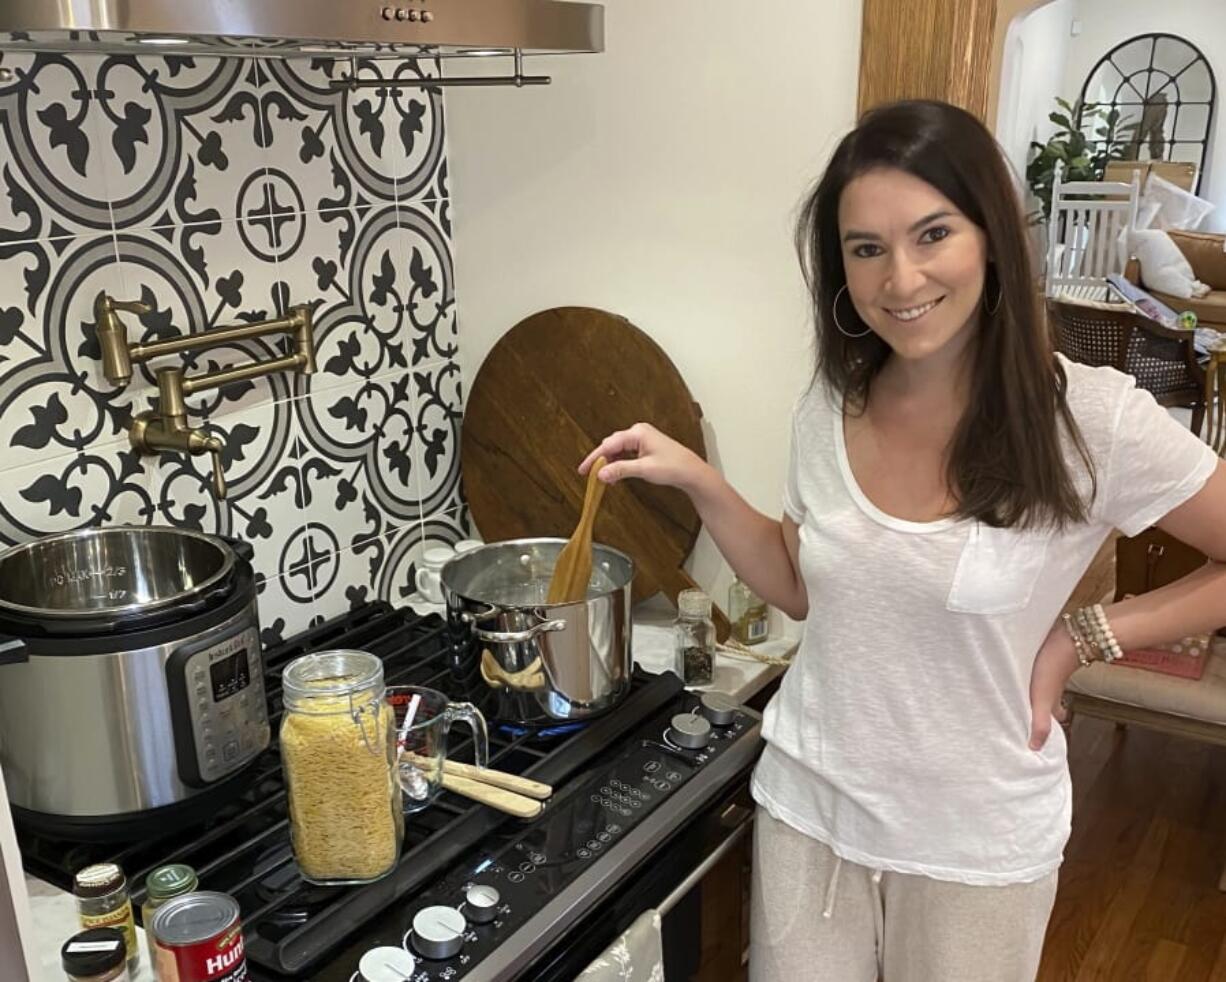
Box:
[282,650,385,711]
[678,589,712,618]
[73,862,125,898]
[62,927,126,975]
[146,863,198,901]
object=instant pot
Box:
[0,526,269,840]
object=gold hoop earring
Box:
[983,274,1002,315]
[832,285,872,338]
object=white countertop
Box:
[22,597,794,981]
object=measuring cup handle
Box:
[446,702,489,770]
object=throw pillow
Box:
[1130,228,1212,299]
[1140,173,1217,231]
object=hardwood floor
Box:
[1038,716,1226,981]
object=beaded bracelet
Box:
[1073,603,1123,664]
[1061,613,1093,667]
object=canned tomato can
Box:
[151,891,248,982]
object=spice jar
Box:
[674,589,716,686]
[280,649,404,885]
[61,926,129,982]
[729,575,770,646]
[73,863,138,974]
[140,864,197,965]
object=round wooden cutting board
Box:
[462,306,729,637]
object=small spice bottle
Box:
[73,863,139,974]
[61,926,130,982]
[140,864,198,965]
[674,588,716,686]
[729,575,770,646]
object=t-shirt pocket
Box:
[946,523,1051,615]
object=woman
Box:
[579,100,1226,981]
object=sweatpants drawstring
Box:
[821,855,843,919]
[871,868,885,977]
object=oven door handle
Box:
[658,804,754,916]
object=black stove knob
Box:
[465,883,501,924]
[699,692,738,726]
[411,905,467,960]
[669,712,711,749]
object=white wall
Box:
[996,0,1076,184]
[1061,0,1226,230]
[445,0,863,630]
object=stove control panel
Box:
[335,696,752,981]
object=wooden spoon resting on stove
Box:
[546,456,608,604]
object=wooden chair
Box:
[1047,299,1206,435]
[1103,159,1199,194]
[1045,164,1141,301]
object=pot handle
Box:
[460,603,500,625]
[213,533,255,565]
[474,618,566,644]
[0,634,28,665]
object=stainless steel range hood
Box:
[0,0,604,59]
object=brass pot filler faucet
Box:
[93,292,317,500]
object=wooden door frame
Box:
[856,0,1060,127]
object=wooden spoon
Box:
[546,456,608,604]
[440,772,545,819]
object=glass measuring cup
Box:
[387,685,489,812]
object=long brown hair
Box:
[796,99,1094,529]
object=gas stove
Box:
[18,602,762,980]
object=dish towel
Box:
[575,909,664,981]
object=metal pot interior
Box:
[0,526,235,620]
[442,538,633,607]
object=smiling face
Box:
[838,167,989,368]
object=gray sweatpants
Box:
[749,809,1058,982]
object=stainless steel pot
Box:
[443,538,634,725]
[0,525,235,626]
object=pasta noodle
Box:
[281,692,404,882]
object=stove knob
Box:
[699,692,738,726]
[669,712,711,749]
[411,905,467,960]
[358,945,417,981]
[464,883,501,924]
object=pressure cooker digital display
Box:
[210,648,250,701]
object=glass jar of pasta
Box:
[280,650,404,885]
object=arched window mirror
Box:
[1076,33,1215,194]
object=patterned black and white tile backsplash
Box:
[0,51,466,642]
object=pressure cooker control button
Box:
[464,884,500,924]
[699,692,738,726]
[669,712,711,749]
[411,905,467,959]
[358,945,416,981]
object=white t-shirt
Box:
[751,355,1219,885]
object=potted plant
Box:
[1025,97,1135,224]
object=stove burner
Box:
[251,843,340,928]
[496,720,589,740]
